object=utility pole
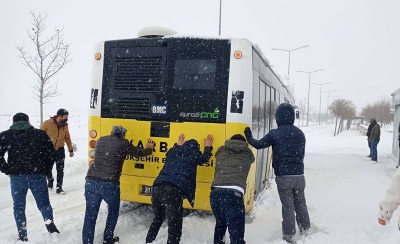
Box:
[312,82,331,125]
[297,69,324,126]
[272,45,309,76]
[322,90,337,123]
[219,0,222,36]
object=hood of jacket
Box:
[276,103,295,126]
[224,140,248,152]
[182,139,200,153]
[10,121,33,131]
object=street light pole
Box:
[322,90,337,122]
[218,0,222,36]
[311,82,331,125]
[297,69,324,126]
[272,45,309,76]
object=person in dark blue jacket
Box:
[244,103,310,244]
[146,133,214,244]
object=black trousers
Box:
[47,148,65,188]
[146,184,184,244]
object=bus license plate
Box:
[141,185,152,196]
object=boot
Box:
[48,178,54,190]
[16,236,28,242]
[46,222,61,243]
[56,187,66,195]
[102,236,120,244]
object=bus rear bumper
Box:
[120,175,214,211]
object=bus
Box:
[88,26,296,212]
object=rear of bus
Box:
[88,35,255,211]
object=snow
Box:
[0,114,399,244]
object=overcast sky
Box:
[0,0,399,116]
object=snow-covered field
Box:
[0,113,399,244]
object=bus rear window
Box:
[173,59,217,90]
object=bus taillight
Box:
[89,150,95,159]
[234,50,242,59]
[89,130,97,138]
[95,53,101,60]
[89,140,96,149]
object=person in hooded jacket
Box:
[368,118,380,162]
[83,126,154,244]
[244,103,310,244]
[210,134,255,244]
[145,133,214,244]
[366,119,375,157]
[0,113,60,242]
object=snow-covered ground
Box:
[0,113,399,244]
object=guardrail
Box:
[358,123,368,136]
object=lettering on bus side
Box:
[125,139,214,167]
[180,108,220,119]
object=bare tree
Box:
[16,11,71,124]
[329,99,357,136]
[361,97,392,127]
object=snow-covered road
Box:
[0,115,399,244]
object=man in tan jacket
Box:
[40,108,74,194]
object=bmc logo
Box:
[152,105,167,114]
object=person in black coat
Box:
[146,133,214,244]
[244,103,310,244]
[0,113,60,242]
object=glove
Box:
[244,127,253,141]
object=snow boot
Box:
[16,236,28,242]
[45,222,61,243]
[283,235,297,244]
[102,236,119,244]
[56,187,66,195]
[48,178,54,190]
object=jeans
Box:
[82,179,120,244]
[210,188,246,244]
[47,148,65,188]
[370,139,379,161]
[275,175,310,239]
[146,184,184,244]
[10,174,54,239]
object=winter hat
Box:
[13,113,29,123]
[371,118,377,123]
[111,126,127,138]
[57,109,69,116]
[231,134,246,142]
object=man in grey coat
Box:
[210,134,255,244]
[82,126,154,244]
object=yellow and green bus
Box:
[88,27,295,213]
